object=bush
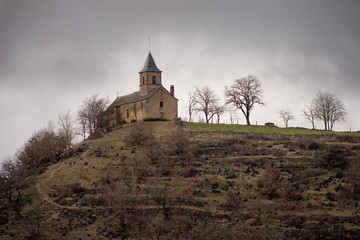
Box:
[303,168,325,178]
[69,182,86,195]
[182,167,198,178]
[124,123,154,147]
[220,182,229,191]
[308,141,321,150]
[315,145,352,170]
[256,178,263,188]
[143,118,169,122]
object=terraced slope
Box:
[1,122,359,239]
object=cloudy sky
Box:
[1,0,360,160]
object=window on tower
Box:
[152,76,156,84]
[160,101,163,107]
[142,76,145,85]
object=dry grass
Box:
[1,121,360,239]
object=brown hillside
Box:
[1,122,360,239]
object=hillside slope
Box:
[1,122,360,239]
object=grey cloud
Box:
[1,0,359,161]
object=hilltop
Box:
[1,122,360,239]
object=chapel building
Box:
[103,52,178,126]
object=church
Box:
[102,52,178,126]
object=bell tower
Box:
[139,52,162,96]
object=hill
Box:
[1,122,360,239]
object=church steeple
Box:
[139,52,162,96]
[139,52,162,73]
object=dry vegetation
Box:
[1,122,360,239]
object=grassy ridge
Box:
[185,122,360,136]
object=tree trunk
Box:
[246,116,250,125]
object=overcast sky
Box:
[1,0,360,161]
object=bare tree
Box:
[211,103,226,124]
[186,92,196,122]
[78,94,108,136]
[24,201,45,239]
[77,114,87,141]
[226,106,238,124]
[279,109,295,128]
[124,123,154,147]
[17,127,67,172]
[224,75,264,125]
[58,109,76,149]
[131,103,138,122]
[346,159,360,199]
[194,86,218,123]
[313,91,346,130]
[151,184,172,219]
[302,104,316,129]
[0,157,25,203]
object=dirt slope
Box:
[1,122,360,239]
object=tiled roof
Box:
[139,52,162,73]
[107,86,161,110]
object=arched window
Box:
[142,76,145,85]
[152,76,156,84]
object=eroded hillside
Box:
[1,122,360,239]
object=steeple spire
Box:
[139,52,162,73]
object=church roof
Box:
[108,86,161,110]
[139,52,162,73]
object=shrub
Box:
[225,169,238,179]
[68,182,86,195]
[303,168,325,178]
[256,178,263,188]
[308,141,321,150]
[220,182,229,191]
[124,123,154,147]
[262,163,281,199]
[182,167,198,178]
[315,145,352,170]
[143,118,169,122]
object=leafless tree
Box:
[313,91,346,130]
[124,123,154,147]
[211,103,226,124]
[132,103,138,122]
[194,86,218,123]
[17,127,67,172]
[0,157,25,203]
[186,92,196,122]
[58,109,76,149]
[77,114,87,141]
[226,106,238,124]
[24,201,45,239]
[279,109,295,128]
[151,183,172,219]
[224,75,264,125]
[302,104,316,129]
[346,159,360,199]
[78,94,108,136]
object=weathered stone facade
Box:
[103,52,178,126]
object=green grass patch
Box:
[185,122,360,136]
